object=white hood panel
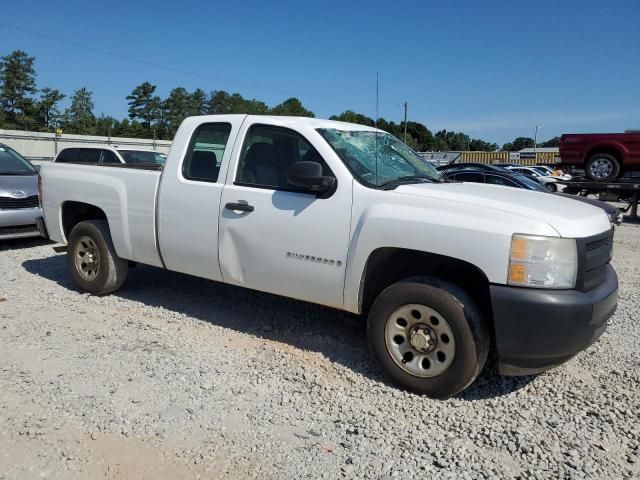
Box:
[395,182,611,238]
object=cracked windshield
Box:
[318,129,443,188]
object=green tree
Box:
[270,97,314,117]
[0,50,37,129]
[190,88,208,116]
[35,87,65,130]
[94,115,119,137]
[163,87,192,136]
[435,130,470,151]
[206,90,269,115]
[540,136,560,147]
[402,121,435,151]
[126,81,161,135]
[62,87,96,134]
[206,90,233,114]
[469,138,499,151]
[329,110,375,127]
[502,137,535,151]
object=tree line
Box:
[0,50,559,151]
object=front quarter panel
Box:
[343,182,559,313]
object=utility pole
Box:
[534,124,541,157]
[402,101,408,144]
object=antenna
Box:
[375,72,379,129]
[375,72,380,185]
[402,101,408,144]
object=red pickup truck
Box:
[559,131,640,181]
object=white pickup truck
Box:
[38,115,618,398]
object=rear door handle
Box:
[225,202,254,213]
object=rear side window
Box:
[75,149,101,163]
[485,174,518,187]
[182,123,232,182]
[455,172,484,183]
[55,148,78,163]
[101,150,121,164]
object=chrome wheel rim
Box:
[384,304,456,378]
[590,158,613,179]
[75,236,100,281]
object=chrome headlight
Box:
[508,234,577,289]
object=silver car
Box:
[0,143,43,240]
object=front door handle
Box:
[225,202,254,213]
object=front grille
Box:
[0,195,39,209]
[577,229,614,291]
[585,237,611,252]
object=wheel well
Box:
[360,248,493,324]
[61,201,107,241]
[585,146,623,166]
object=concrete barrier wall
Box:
[0,129,172,162]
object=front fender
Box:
[343,192,558,313]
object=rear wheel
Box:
[67,220,128,295]
[586,153,620,182]
[367,278,489,398]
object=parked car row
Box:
[436,162,622,225]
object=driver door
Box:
[218,123,352,308]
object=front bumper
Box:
[0,207,43,240]
[491,265,618,375]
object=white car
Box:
[507,166,564,191]
[53,146,166,166]
[38,115,618,399]
[533,165,572,180]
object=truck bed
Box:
[40,162,164,267]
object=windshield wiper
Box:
[378,175,437,190]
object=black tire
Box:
[67,220,128,295]
[585,153,620,182]
[545,182,557,192]
[367,277,489,399]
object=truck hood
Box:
[395,182,611,238]
[0,174,38,197]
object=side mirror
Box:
[287,161,335,195]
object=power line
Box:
[0,22,368,106]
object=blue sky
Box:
[2,0,639,144]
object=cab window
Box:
[182,123,232,182]
[236,125,333,190]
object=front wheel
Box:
[367,278,489,398]
[545,182,557,192]
[585,153,620,182]
[67,220,128,295]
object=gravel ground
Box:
[1,224,639,480]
